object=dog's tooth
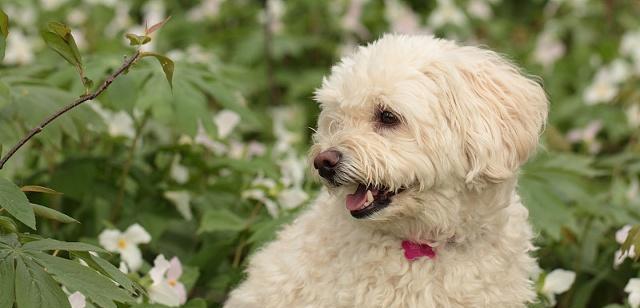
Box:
[366,190,374,203]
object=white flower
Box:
[98,224,151,272]
[41,0,68,10]
[148,255,187,307]
[278,188,308,210]
[260,0,286,34]
[583,69,619,105]
[342,0,369,38]
[279,154,307,188]
[243,189,279,218]
[91,104,136,139]
[3,30,35,65]
[106,3,132,37]
[143,0,166,29]
[533,30,565,69]
[467,0,492,20]
[67,291,86,308]
[214,110,241,139]
[627,105,640,128]
[170,156,189,184]
[626,278,640,308]
[621,31,640,73]
[429,0,466,29]
[607,59,631,83]
[247,141,267,158]
[617,225,633,244]
[119,261,129,274]
[3,5,37,27]
[187,0,226,21]
[541,269,576,305]
[385,0,426,34]
[67,8,88,26]
[614,225,636,268]
[566,120,602,154]
[164,191,193,221]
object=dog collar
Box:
[401,240,436,261]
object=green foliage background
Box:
[1,0,640,307]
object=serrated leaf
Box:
[198,208,246,233]
[0,216,18,233]
[31,203,79,224]
[23,238,105,253]
[0,254,15,307]
[140,52,174,88]
[72,251,143,295]
[28,251,134,308]
[15,256,71,308]
[21,185,63,195]
[146,16,171,34]
[0,176,36,230]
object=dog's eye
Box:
[379,110,400,126]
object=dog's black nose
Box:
[313,150,342,180]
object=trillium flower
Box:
[583,69,619,105]
[626,278,640,308]
[614,224,635,268]
[170,156,189,184]
[214,110,241,139]
[67,291,86,308]
[541,269,576,305]
[148,255,187,307]
[429,0,467,29]
[164,190,193,220]
[99,224,151,272]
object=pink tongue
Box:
[346,185,368,211]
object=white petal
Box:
[614,249,629,268]
[149,254,170,284]
[167,257,183,281]
[98,229,122,252]
[631,291,640,308]
[542,269,576,295]
[164,191,193,220]
[149,281,182,307]
[68,291,86,308]
[119,262,129,274]
[214,110,240,139]
[170,156,189,184]
[626,278,640,294]
[120,245,143,272]
[278,188,308,210]
[617,225,633,244]
[123,223,151,245]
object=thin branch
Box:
[0,50,142,170]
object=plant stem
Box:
[0,50,142,170]
[112,112,149,221]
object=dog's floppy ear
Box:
[430,47,548,186]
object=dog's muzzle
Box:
[313,150,342,183]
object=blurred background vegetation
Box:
[1,0,640,307]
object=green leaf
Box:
[140,52,174,88]
[23,238,105,253]
[72,251,143,295]
[0,176,36,230]
[31,203,79,224]
[198,208,246,233]
[0,9,7,60]
[15,256,71,308]
[125,33,151,46]
[0,216,18,233]
[28,251,134,308]
[0,254,15,307]
[21,185,62,195]
[41,22,83,73]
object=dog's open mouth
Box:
[346,184,403,218]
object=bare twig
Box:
[0,51,141,170]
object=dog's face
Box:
[310,35,547,235]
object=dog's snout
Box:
[313,150,342,180]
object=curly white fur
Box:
[225,34,548,308]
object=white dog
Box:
[225,34,548,307]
